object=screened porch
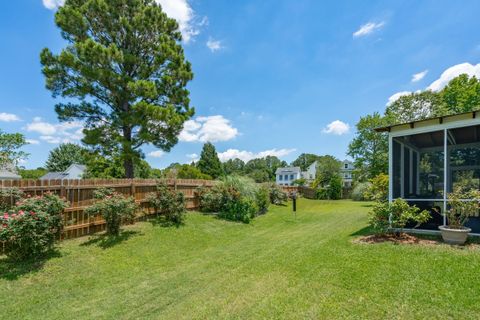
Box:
[384,113,480,234]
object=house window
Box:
[284,175,288,180]
[345,163,348,169]
[290,174,294,180]
[279,175,283,181]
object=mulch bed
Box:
[354,233,480,249]
[355,233,438,245]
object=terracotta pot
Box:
[438,225,471,245]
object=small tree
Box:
[327,175,343,200]
[46,143,87,172]
[197,142,223,179]
[364,173,389,202]
[0,130,28,168]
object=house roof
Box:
[40,163,87,180]
[0,169,21,179]
[374,110,479,133]
[40,172,68,180]
[275,167,301,174]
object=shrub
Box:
[351,182,371,201]
[197,185,223,212]
[146,182,186,225]
[0,210,56,260]
[327,175,343,200]
[266,183,287,205]
[364,174,389,202]
[85,188,137,236]
[316,187,329,200]
[199,176,268,223]
[15,192,68,237]
[0,188,24,211]
[218,197,257,223]
[255,185,270,214]
[369,199,430,235]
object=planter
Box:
[438,225,471,245]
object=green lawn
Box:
[2,199,480,319]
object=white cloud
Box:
[25,117,83,144]
[0,112,21,122]
[186,153,199,162]
[412,70,428,82]
[206,38,223,52]
[322,120,350,135]
[218,148,296,162]
[386,91,412,105]
[353,21,385,38]
[42,0,64,9]
[26,139,40,145]
[148,150,165,158]
[427,63,480,91]
[156,0,205,42]
[179,115,238,143]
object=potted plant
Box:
[439,188,480,245]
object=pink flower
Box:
[27,194,31,198]
[30,211,36,215]
[3,213,8,219]
[18,210,25,215]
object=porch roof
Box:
[374,110,479,133]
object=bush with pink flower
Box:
[0,210,56,260]
[15,192,69,237]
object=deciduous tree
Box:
[0,130,28,168]
[45,143,87,172]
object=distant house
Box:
[40,163,86,180]
[275,167,301,186]
[301,161,317,183]
[0,163,21,180]
[340,160,354,187]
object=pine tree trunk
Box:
[124,157,134,179]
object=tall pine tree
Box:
[197,142,223,179]
[40,0,194,178]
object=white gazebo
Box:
[375,111,480,234]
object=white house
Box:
[301,161,317,182]
[275,167,301,186]
[41,163,87,180]
[340,160,354,187]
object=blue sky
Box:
[1,0,480,169]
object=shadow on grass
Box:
[0,250,62,281]
[350,226,374,237]
[148,216,184,228]
[80,230,141,249]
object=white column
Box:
[443,129,447,226]
[388,135,393,226]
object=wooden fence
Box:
[0,179,216,239]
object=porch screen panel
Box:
[447,125,480,233]
[394,130,444,200]
[392,140,402,198]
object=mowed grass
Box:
[2,199,480,319]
